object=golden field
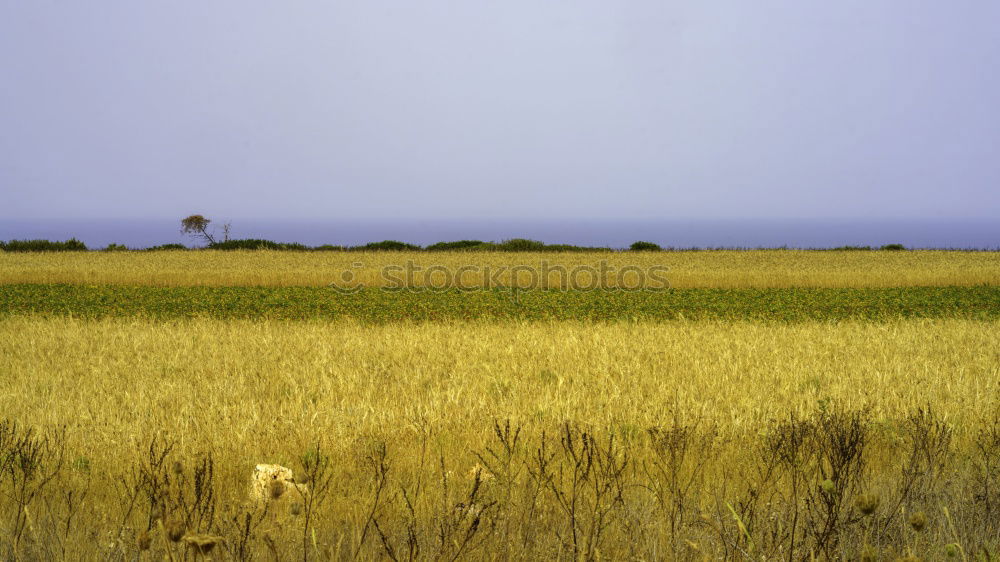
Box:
[2,249,998,288]
[3,317,997,449]
[2,316,1000,559]
[2,249,998,559]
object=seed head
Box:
[268,479,285,500]
[854,493,880,515]
[820,479,835,494]
[136,529,151,551]
[909,511,928,532]
[150,502,164,523]
[165,518,186,542]
[184,533,224,555]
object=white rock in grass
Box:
[250,464,309,504]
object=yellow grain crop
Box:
[2,317,996,466]
[1,249,997,287]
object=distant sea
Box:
[1,218,997,250]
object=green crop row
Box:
[1,284,997,322]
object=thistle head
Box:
[165,518,186,542]
[909,511,928,532]
[854,493,880,516]
[136,529,151,551]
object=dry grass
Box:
[1,249,997,288]
[2,317,997,448]
[1,317,999,558]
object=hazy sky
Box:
[2,1,999,221]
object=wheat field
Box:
[3,249,998,287]
[3,317,997,450]
[2,316,1000,559]
[3,250,1000,559]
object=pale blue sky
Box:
[2,1,999,220]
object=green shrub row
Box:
[1,238,924,253]
[830,244,908,251]
[0,238,88,252]
[207,239,309,251]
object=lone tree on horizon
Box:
[181,214,231,246]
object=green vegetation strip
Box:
[1,284,997,321]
